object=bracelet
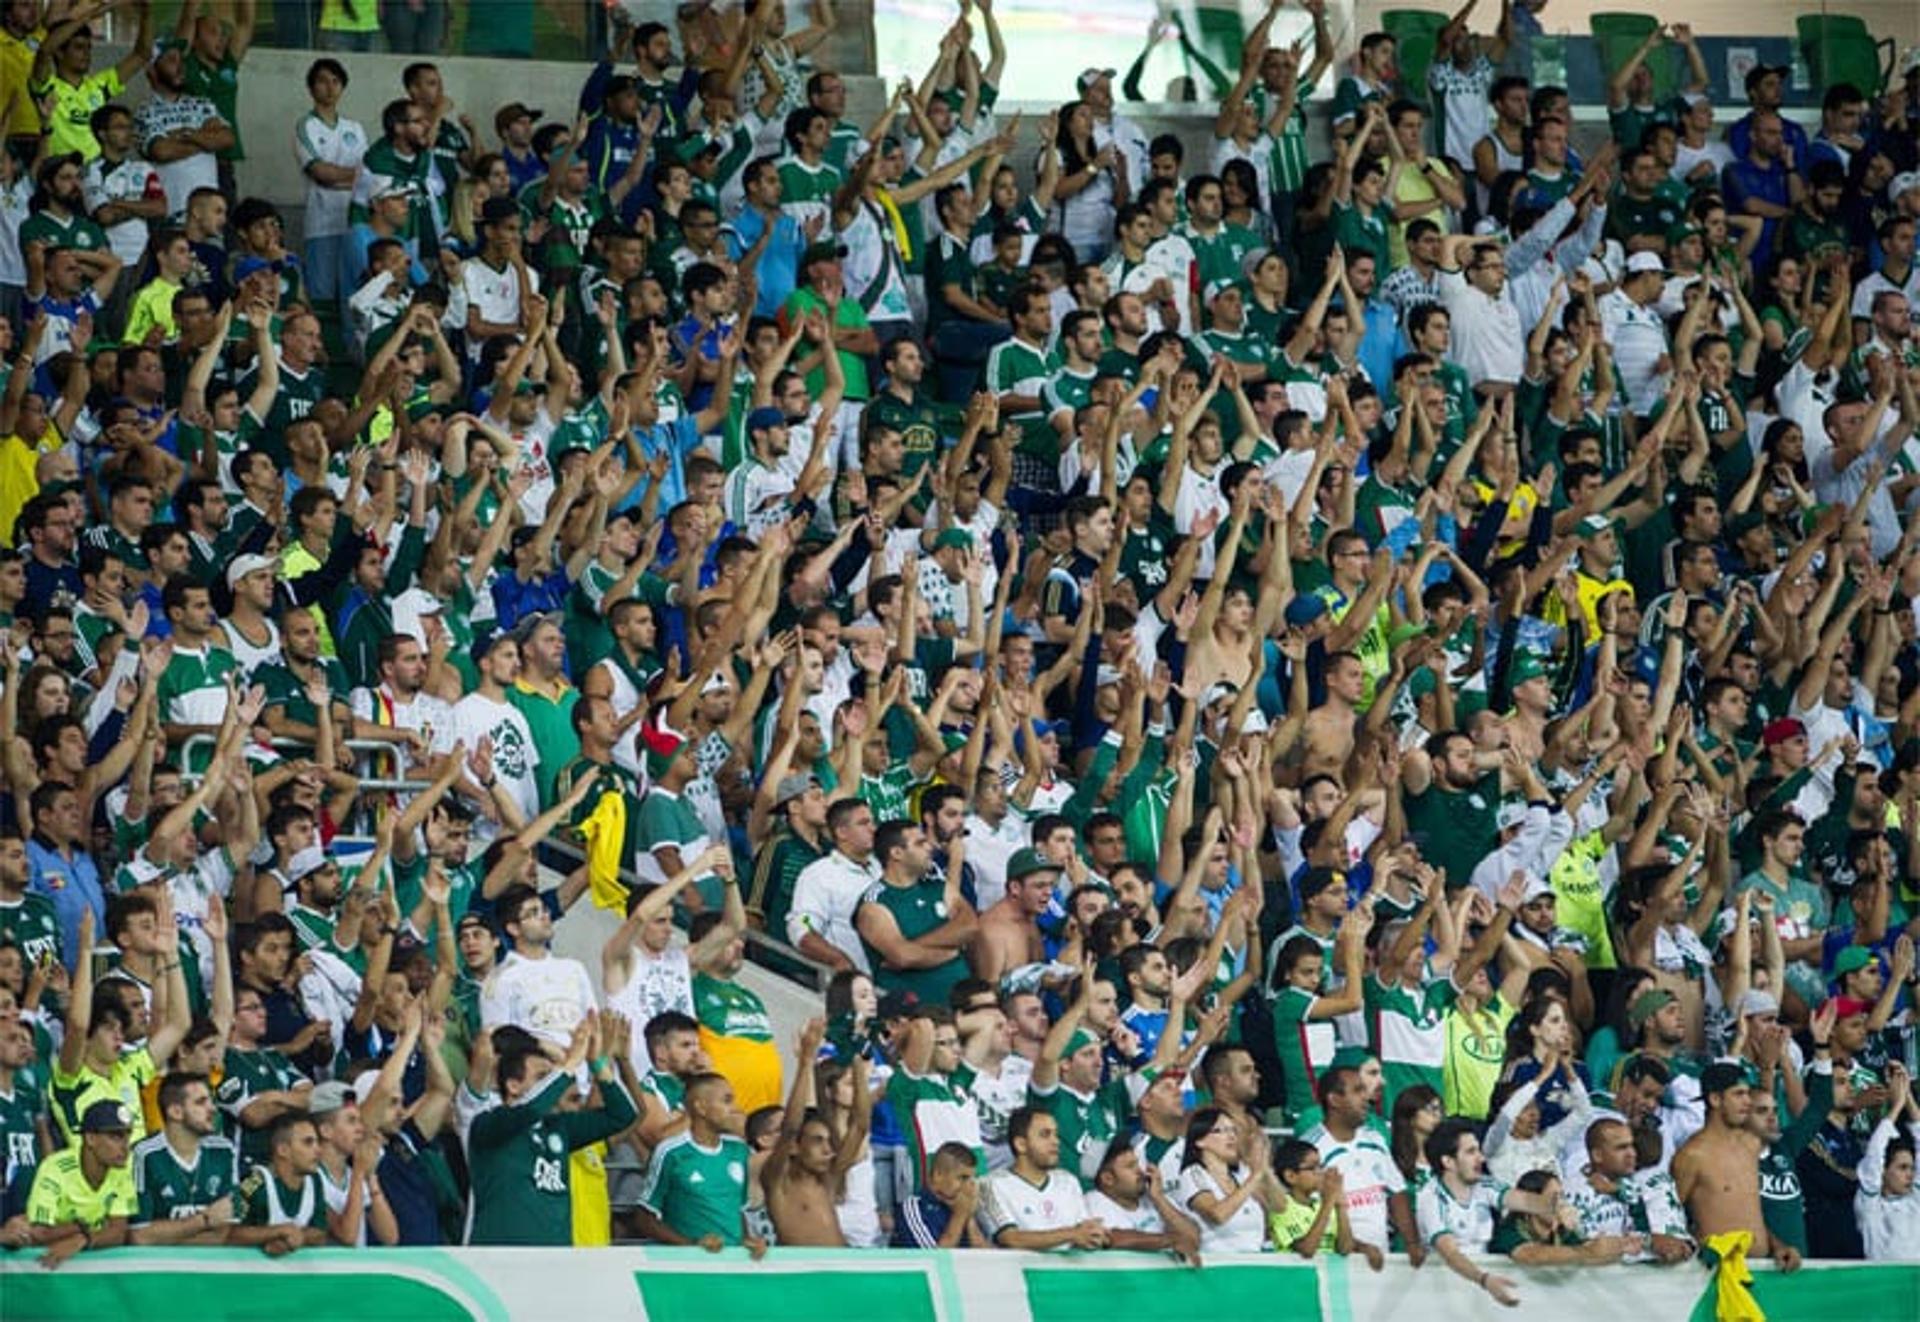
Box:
[590,1055,612,1075]
[1477,1270,1489,1289]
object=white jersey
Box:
[1306,1121,1404,1249]
[219,617,283,679]
[590,654,646,775]
[434,693,539,831]
[979,1168,1088,1246]
[1173,1163,1269,1253]
[1087,1189,1163,1234]
[606,944,694,1065]
[478,950,597,1048]
[293,112,369,239]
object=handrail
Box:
[177,733,429,794]
[535,835,836,994]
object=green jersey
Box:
[216,1046,306,1164]
[253,656,352,744]
[133,1133,240,1223]
[1183,221,1261,290]
[1028,1077,1131,1188]
[468,1067,638,1246]
[1364,972,1456,1110]
[557,754,644,877]
[889,1066,983,1189]
[636,1130,753,1244]
[236,360,328,466]
[506,680,581,809]
[1,1076,45,1197]
[1271,983,1337,1124]
[748,830,824,938]
[865,387,954,479]
[0,892,62,967]
[1403,773,1501,894]
[692,972,772,1045]
[856,876,969,1006]
[985,335,1063,457]
[238,1166,327,1230]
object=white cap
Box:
[1625,251,1666,276]
[1521,875,1554,903]
[1889,171,1920,199]
[389,586,445,647]
[285,844,331,884]
[225,553,276,590]
[1496,801,1532,831]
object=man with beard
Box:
[130,1072,240,1242]
[132,38,234,217]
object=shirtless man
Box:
[1300,651,1365,777]
[973,849,1057,984]
[1180,482,1259,697]
[764,1018,871,1246]
[1673,1062,1801,1271]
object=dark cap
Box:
[80,1099,134,1134]
[876,989,920,1020]
[1743,62,1789,90]
[494,101,543,135]
[746,405,785,434]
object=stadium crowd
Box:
[0,0,1916,1298]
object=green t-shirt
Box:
[216,1046,306,1165]
[505,680,581,810]
[239,1168,326,1230]
[1364,971,1456,1111]
[467,1068,637,1246]
[1403,774,1501,892]
[0,892,62,967]
[636,1130,752,1244]
[856,876,969,1006]
[1271,983,1337,1124]
[133,1132,240,1223]
[1027,1077,1131,1188]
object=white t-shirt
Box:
[435,693,539,828]
[294,112,369,239]
[1172,1163,1269,1253]
[606,944,694,1067]
[82,156,163,267]
[1306,1122,1405,1249]
[787,851,882,972]
[1087,1188,1164,1234]
[980,1167,1088,1246]
[478,950,598,1047]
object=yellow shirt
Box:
[122,276,183,347]
[49,1046,156,1147]
[26,1145,138,1229]
[569,1141,611,1245]
[1389,165,1443,270]
[33,67,121,160]
[0,26,46,137]
[279,539,338,656]
[0,431,49,545]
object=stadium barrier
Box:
[3,1245,1915,1320]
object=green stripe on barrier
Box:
[1688,1262,1920,1322]
[0,1268,473,1320]
[635,1267,939,1322]
[1021,1263,1322,1322]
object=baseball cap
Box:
[225,552,277,590]
[1509,653,1548,685]
[285,844,334,885]
[494,101,543,135]
[390,586,444,647]
[371,180,415,203]
[1284,594,1327,628]
[1297,866,1345,902]
[1829,996,1873,1020]
[233,255,273,283]
[774,773,819,807]
[1058,1027,1100,1062]
[153,35,187,58]
[1627,987,1677,1027]
[876,989,920,1020]
[1726,510,1768,540]
[1829,945,1876,981]
[470,630,509,668]
[931,528,973,552]
[1761,716,1807,748]
[1576,513,1614,537]
[1006,847,1061,881]
[1496,801,1532,831]
[745,405,785,434]
[1735,988,1780,1018]
[1743,62,1789,90]
[80,1100,135,1133]
[1076,68,1116,91]
[1678,90,1711,110]
[1204,278,1239,303]
[1625,251,1666,276]
[1890,171,1920,200]
[1521,875,1555,903]
[308,1080,356,1117]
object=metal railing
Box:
[178,733,422,790]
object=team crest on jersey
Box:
[727,1161,744,1184]
[545,1132,564,1153]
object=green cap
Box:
[1627,988,1677,1028]
[1509,653,1548,685]
[1058,1028,1100,1062]
[1830,945,1875,980]
[1006,847,1060,881]
[931,528,974,552]
[1577,513,1613,538]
